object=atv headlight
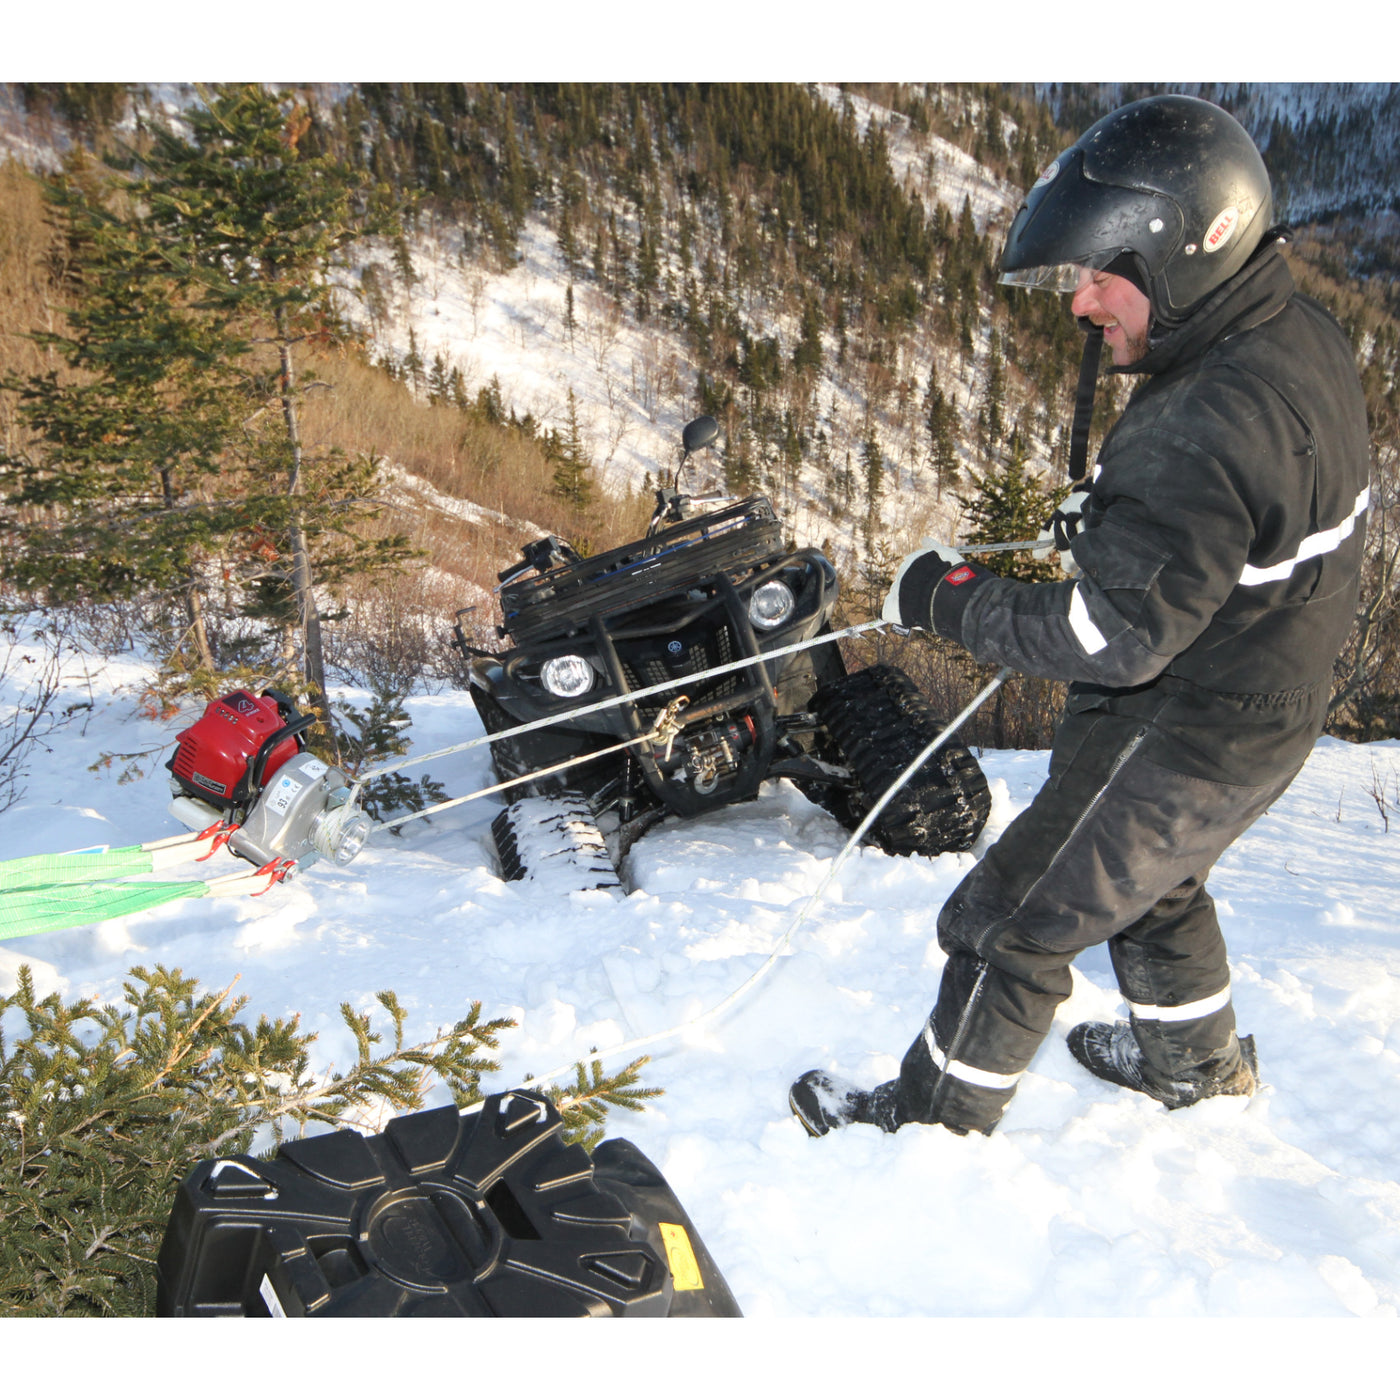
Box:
[540,653,594,698]
[748,579,796,631]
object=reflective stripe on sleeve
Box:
[1239,485,1370,586]
[1127,984,1232,1023]
[923,1024,1023,1091]
[1068,583,1109,655]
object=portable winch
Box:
[165,689,372,875]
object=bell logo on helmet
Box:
[1204,206,1240,253]
[1031,159,1060,190]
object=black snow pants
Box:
[895,706,1299,1135]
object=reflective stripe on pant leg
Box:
[896,948,1052,1135]
[1109,878,1242,1084]
[919,989,1023,1135]
[1128,985,1232,1022]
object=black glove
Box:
[881,540,965,631]
[881,540,993,641]
[1032,488,1089,576]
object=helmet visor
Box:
[998,248,1128,295]
[999,263,1083,294]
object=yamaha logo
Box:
[1203,206,1239,253]
[667,640,684,655]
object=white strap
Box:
[1068,583,1109,655]
[1128,984,1232,1023]
[1239,485,1369,585]
[923,1024,1023,1091]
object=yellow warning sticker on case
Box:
[658,1221,704,1291]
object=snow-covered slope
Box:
[5,621,1400,1317]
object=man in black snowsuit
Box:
[791,95,1371,1138]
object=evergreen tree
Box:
[551,388,593,506]
[135,83,410,714]
[0,152,241,674]
[404,326,425,392]
[392,232,418,296]
[476,374,506,425]
[980,328,1007,459]
[957,435,1059,583]
[635,218,660,319]
[926,385,961,500]
[793,295,824,375]
[724,423,759,497]
[564,281,577,350]
[427,352,451,405]
[860,427,884,554]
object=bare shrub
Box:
[633,332,682,422]
[1366,756,1397,833]
[0,614,93,814]
[581,286,623,371]
[835,612,1065,753]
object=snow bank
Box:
[4,625,1400,1322]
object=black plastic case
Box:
[156,1091,741,1317]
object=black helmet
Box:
[999,95,1274,327]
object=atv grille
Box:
[619,623,741,721]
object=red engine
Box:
[167,690,310,811]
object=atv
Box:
[453,415,991,887]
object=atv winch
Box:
[165,688,373,874]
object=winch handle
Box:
[260,687,302,721]
[247,712,316,799]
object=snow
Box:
[5,619,1400,1335]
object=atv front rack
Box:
[499,496,783,646]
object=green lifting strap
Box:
[0,878,211,942]
[0,845,156,892]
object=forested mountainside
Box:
[1035,83,1400,298]
[1,82,1397,746]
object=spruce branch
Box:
[538,1052,664,1150]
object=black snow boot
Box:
[789,1070,904,1137]
[1066,1020,1259,1110]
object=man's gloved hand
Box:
[880,540,967,632]
[1032,487,1090,576]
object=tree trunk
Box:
[184,585,214,673]
[276,310,329,718]
[161,465,215,673]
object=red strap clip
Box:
[250,858,297,895]
[195,820,239,861]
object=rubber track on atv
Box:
[810,664,991,856]
[491,792,622,892]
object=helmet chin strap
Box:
[1068,322,1104,483]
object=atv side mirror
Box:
[682,415,720,456]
